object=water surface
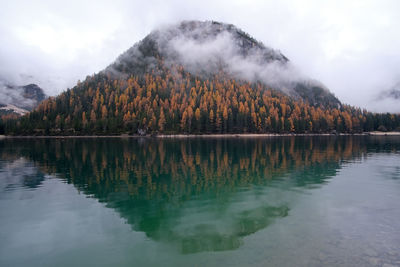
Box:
[0,136,399,266]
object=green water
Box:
[0,136,400,266]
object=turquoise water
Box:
[0,136,399,266]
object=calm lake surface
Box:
[0,136,400,267]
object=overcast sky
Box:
[1,0,399,112]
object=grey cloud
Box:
[0,81,35,109]
[155,22,307,94]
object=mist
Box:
[166,27,305,90]
[1,0,399,112]
[0,81,35,109]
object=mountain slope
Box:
[107,21,339,108]
[20,84,47,108]
[2,21,400,135]
[0,81,46,117]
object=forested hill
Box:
[1,21,400,135]
[2,67,399,135]
[106,20,340,108]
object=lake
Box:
[0,136,399,266]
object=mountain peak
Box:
[107,20,338,107]
[152,20,287,60]
[109,20,288,75]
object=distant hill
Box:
[2,21,400,135]
[380,82,400,100]
[0,82,46,117]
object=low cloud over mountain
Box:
[108,21,339,107]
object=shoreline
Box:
[1,132,400,139]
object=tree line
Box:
[1,66,399,135]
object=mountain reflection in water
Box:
[1,136,399,254]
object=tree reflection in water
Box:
[2,136,397,253]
